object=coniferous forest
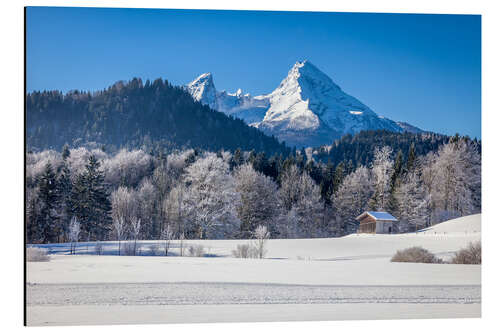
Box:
[26,78,290,156]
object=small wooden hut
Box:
[356,211,398,234]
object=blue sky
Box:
[26,7,481,138]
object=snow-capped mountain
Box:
[187,73,269,124]
[187,61,421,147]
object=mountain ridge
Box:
[187,60,423,147]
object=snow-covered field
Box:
[26,214,481,326]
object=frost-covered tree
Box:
[234,164,279,238]
[428,139,481,221]
[26,150,63,184]
[253,225,270,259]
[102,149,153,188]
[136,178,157,239]
[278,164,301,212]
[182,153,240,239]
[66,147,108,179]
[394,171,429,232]
[131,217,142,255]
[68,216,81,254]
[161,224,174,256]
[163,184,187,237]
[294,172,325,237]
[110,186,137,234]
[278,165,324,238]
[333,165,373,232]
[275,207,299,239]
[419,151,439,224]
[369,146,394,210]
[153,149,193,235]
[112,217,125,255]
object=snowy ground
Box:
[26,214,481,325]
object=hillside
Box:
[311,130,455,166]
[26,78,290,156]
[419,214,481,234]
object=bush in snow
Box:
[26,247,50,262]
[232,243,258,259]
[451,241,481,265]
[391,246,442,264]
[253,225,270,259]
[188,244,205,257]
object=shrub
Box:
[391,246,442,263]
[232,243,260,258]
[188,244,205,257]
[451,242,481,265]
[26,247,50,262]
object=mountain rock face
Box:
[187,61,420,147]
[187,73,269,124]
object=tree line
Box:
[26,134,480,244]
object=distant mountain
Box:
[26,78,290,156]
[187,60,423,148]
[187,73,269,124]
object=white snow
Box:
[26,214,481,325]
[419,214,481,234]
[27,303,481,326]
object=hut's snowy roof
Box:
[356,211,398,222]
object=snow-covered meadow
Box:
[26,214,481,325]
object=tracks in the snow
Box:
[27,282,481,306]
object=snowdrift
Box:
[419,214,481,234]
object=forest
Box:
[26,78,290,156]
[26,135,481,244]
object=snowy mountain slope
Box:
[186,73,269,124]
[256,61,403,147]
[187,61,423,147]
[186,73,218,110]
[396,121,425,134]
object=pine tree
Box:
[57,162,73,240]
[320,161,335,203]
[346,160,354,174]
[232,148,244,168]
[406,143,416,172]
[37,163,61,243]
[62,144,70,160]
[387,150,404,214]
[333,162,345,194]
[69,155,111,240]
